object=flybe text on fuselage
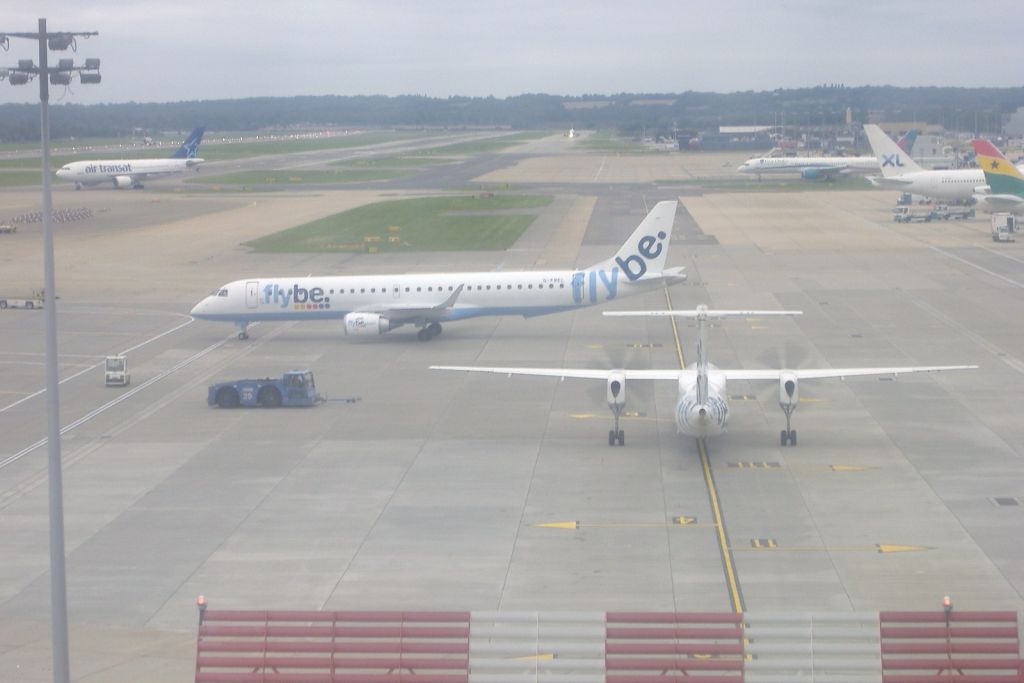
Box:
[263,283,329,309]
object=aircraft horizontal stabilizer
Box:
[429,366,682,381]
[722,365,978,382]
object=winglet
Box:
[438,283,464,310]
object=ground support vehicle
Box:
[892,207,936,223]
[208,370,323,408]
[992,213,1017,242]
[104,356,130,386]
[932,205,975,220]
[0,290,44,309]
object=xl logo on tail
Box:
[881,153,904,168]
[615,231,667,281]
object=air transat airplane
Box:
[190,201,686,341]
[736,152,878,180]
[861,124,1019,201]
[55,127,205,190]
[971,139,1024,215]
[432,306,976,446]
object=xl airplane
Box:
[736,152,878,180]
[55,127,205,190]
[861,124,1015,202]
[190,201,686,341]
[432,306,976,446]
[970,138,1024,215]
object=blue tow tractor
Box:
[208,370,325,408]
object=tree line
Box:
[1,86,1021,143]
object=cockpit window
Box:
[217,289,229,297]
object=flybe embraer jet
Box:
[191,201,685,341]
[55,127,205,190]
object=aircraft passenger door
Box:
[393,284,400,299]
[245,281,259,309]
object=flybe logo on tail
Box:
[881,154,904,168]
[615,230,667,281]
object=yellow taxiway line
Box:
[664,287,745,613]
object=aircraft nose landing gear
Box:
[779,372,798,447]
[606,373,626,447]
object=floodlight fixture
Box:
[79,72,101,84]
[47,33,75,51]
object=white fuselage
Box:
[868,168,993,201]
[737,155,878,176]
[675,365,729,437]
[55,157,203,188]
[190,268,676,327]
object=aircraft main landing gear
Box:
[417,322,443,341]
[608,429,625,447]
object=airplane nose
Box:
[190,300,205,317]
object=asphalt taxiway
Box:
[1,133,1022,681]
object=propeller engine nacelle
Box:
[343,312,394,336]
[606,371,626,412]
[779,370,799,409]
[112,175,133,189]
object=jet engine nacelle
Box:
[779,371,799,408]
[801,168,825,180]
[343,312,394,336]
[112,175,133,189]
[606,371,626,410]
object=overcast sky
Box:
[3,1,1022,106]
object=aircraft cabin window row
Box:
[322,283,566,295]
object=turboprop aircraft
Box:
[55,127,205,190]
[190,200,686,341]
[432,306,976,446]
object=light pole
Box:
[0,18,100,683]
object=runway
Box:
[0,132,1022,681]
